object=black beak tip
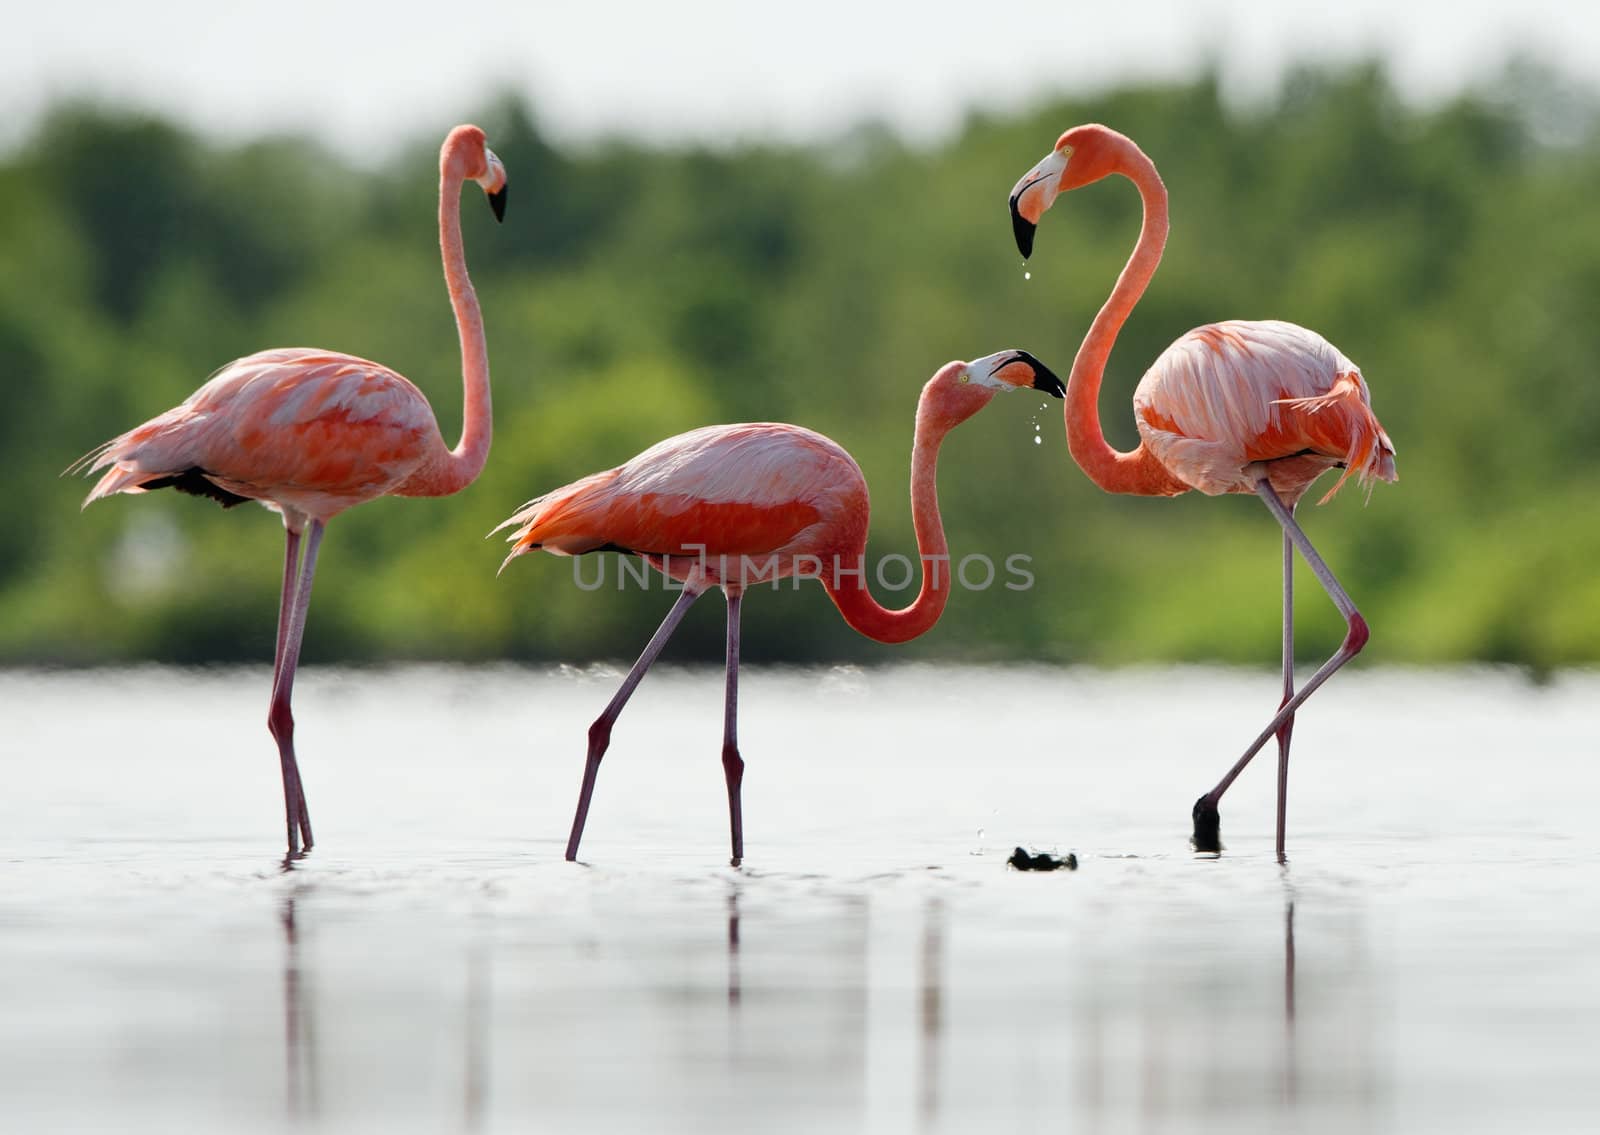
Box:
[1014,350,1064,399]
[1010,201,1036,260]
[487,186,508,223]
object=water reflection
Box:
[726,885,741,1008]
[1284,896,1298,1104]
[280,896,318,1122]
[919,896,945,1131]
[263,876,1383,1131]
[463,930,490,1132]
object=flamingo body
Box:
[1008,123,1397,860]
[1133,319,1396,503]
[498,351,1064,863]
[75,125,509,858]
[502,423,868,585]
[83,349,447,521]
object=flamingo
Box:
[73,125,509,858]
[496,350,1064,864]
[1007,124,1397,861]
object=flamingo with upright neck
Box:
[496,350,1063,864]
[76,125,508,858]
[1009,124,1397,861]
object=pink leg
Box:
[566,585,704,862]
[722,590,745,867]
[273,527,301,679]
[1204,527,1298,856]
[269,519,324,858]
[269,525,304,856]
[1194,476,1367,856]
[1275,522,1296,863]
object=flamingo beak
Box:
[478,149,509,222]
[1007,149,1069,260]
[970,350,1064,398]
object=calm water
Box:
[3,664,1597,1133]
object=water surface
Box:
[3,664,1596,1132]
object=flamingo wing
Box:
[1132,320,1396,501]
[81,348,440,519]
[499,423,867,565]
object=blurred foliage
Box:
[7,62,1600,670]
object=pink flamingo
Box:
[496,350,1063,864]
[1008,124,1397,861]
[74,125,508,858]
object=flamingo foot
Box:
[1192,796,1223,853]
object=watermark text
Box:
[571,550,1036,593]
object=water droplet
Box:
[976,828,986,841]
[1033,435,1042,445]
[1024,271,1032,281]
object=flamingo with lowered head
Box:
[496,350,1063,865]
[74,125,508,859]
[1008,124,1397,861]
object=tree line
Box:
[5,61,1597,670]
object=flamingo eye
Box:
[959,373,971,384]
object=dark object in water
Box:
[1192,796,1223,853]
[1008,847,1077,872]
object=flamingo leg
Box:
[721,589,746,867]
[1275,521,1297,864]
[273,527,302,681]
[268,519,325,858]
[566,585,704,862]
[270,526,310,857]
[1194,476,1367,855]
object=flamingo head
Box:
[924,350,1064,429]
[443,124,510,222]
[1008,124,1124,258]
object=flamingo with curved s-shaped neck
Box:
[1008,124,1397,861]
[75,125,508,859]
[496,350,1064,865]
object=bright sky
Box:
[7,1,1596,155]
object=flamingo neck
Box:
[1066,142,1188,497]
[822,403,955,644]
[407,168,493,498]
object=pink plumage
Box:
[1134,319,1396,503]
[498,423,867,585]
[79,349,443,520]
